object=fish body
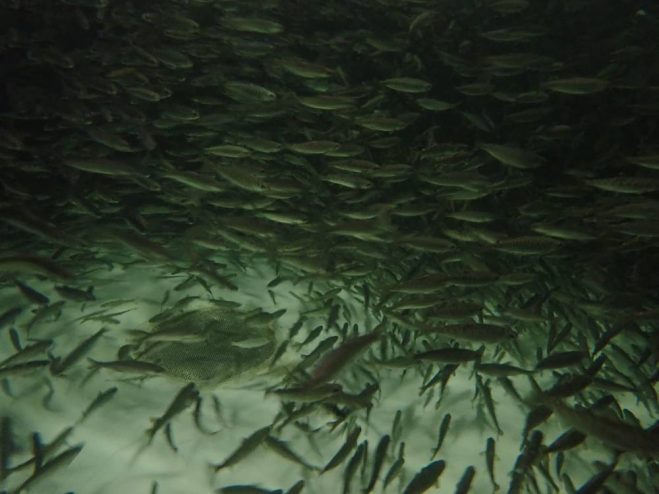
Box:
[535,351,586,370]
[51,328,107,376]
[147,383,199,444]
[54,285,95,302]
[485,437,499,491]
[454,465,476,494]
[79,387,118,423]
[342,441,366,494]
[364,434,390,493]
[15,280,49,305]
[0,339,53,367]
[265,435,317,471]
[214,426,271,471]
[424,323,513,343]
[308,326,383,386]
[414,347,483,363]
[403,460,446,494]
[322,426,361,473]
[431,414,451,459]
[544,399,659,458]
[11,445,83,494]
[0,306,22,330]
[88,358,165,374]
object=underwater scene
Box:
[1,0,658,493]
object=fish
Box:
[265,435,317,471]
[430,413,451,460]
[1,416,14,481]
[403,459,446,494]
[522,406,553,442]
[214,426,272,472]
[422,323,513,343]
[10,444,83,494]
[541,77,609,94]
[62,158,138,176]
[268,383,343,403]
[0,306,22,331]
[585,176,659,194]
[538,396,659,458]
[221,16,283,34]
[54,285,95,302]
[0,339,53,367]
[0,360,51,378]
[383,442,405,490]
[342,440,366,494]
[218,485,283,494]
[1,0,658,492]
[414,347,484,364]
[543,429,587,454]
[78,387,118,424]
[146,383,199,444]
[50,328,107,376]
[14,280,49,305]
[573,460,617,494]
[535,351,587,371]
[0,256,73,281]
[364,434,390,493]
[454,465,476,494]
[307,325,383,386]
[382,77,432,93]
[322,426,361,474]
[485,437,500,491]
[87,358,165,374]
[285,480,305,494]
[477,363,532,377]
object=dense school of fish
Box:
[1,0,659,492]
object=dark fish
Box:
[15,280,49,305]
[383,442,405,490]
[12,444,83,493]
[322,426,361,474]
[147,383,199,444]
[403,459,446,494]
[574,460,617,494]
[0,360,50,377]
[54,285,95,302]
[0,255,73,281]
[308,326,383,386]
[50,328,107,376]
[414,347,483,364]
[0,307,22,331]
[476,376,502,435]
[214,426,271,471]
[543,429,587,454]
[364,434,390,493]
[1,416,14,481]
[485,437,499,491]
[342,441,366,494]
[522,406,553,442]
[79,387,118,423]
[0,339,52,367]
[423,323,513,343]
[88,358,165,374]
[285,480,305,494]
[454,465,476,494]
[265,435,317,471]
[535,351,587,371]
[431,414,451,460]
[218,485,283,494]
[477,362,532,377]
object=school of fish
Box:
[1,0,658,493]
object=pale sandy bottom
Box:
[0,262,653,494]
